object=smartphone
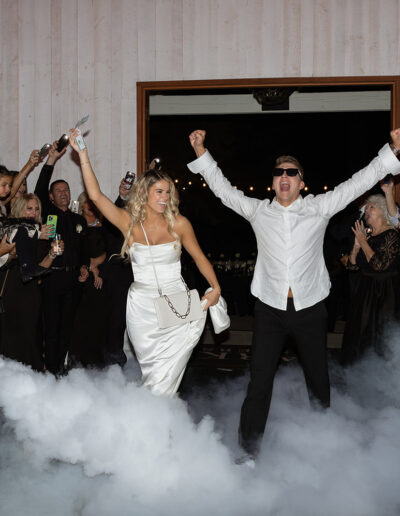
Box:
[38,143,51,160]
[56,134,69,152]
[124,171,136,190]
[46,215,58,238]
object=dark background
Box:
[149,111,390,258]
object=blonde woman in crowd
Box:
[341,194,400,364]
[0,193,63,370]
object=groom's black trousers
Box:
[239,297,330,455]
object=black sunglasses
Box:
[272,167,302,178]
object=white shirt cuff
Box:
[187,150,215,174]
[378,143,400,175]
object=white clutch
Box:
[154,288,205,329]
[139,221,206,329]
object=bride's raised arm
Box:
[69,129,131,235]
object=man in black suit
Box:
[35,143,89,375]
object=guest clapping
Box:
[341,195,400,364]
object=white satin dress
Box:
[126,240,207,397]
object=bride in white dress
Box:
[69,130,221,396]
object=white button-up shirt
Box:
[187,144,400,311]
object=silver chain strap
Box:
[140,221,191,318]
[163,277,191,319]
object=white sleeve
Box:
[187,150,261,221]
[313,143,400,218]
[388,208,399,227]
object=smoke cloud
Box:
[1,330,400,516]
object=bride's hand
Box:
[69,128,88,155]
[201,287,221,310]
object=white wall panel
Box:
[0,0,399,200]
[0,0,19,165]
[120,0,138,173]
[137,0,156,80]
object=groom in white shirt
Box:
[188,128,400,459]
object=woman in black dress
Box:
[68,192,109,368]
[0,194,62,371]
[341,194,400,365]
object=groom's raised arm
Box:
[187,130,261,221]
[314,128,400,219]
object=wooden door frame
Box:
[137,75,400,193]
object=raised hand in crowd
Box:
[380,176,394,196]
[28,149,41,168]
[119,178,131,201]
[380,177,399,224]
[46,140,68,166]
[4,149,41,205]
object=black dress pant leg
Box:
[42,274,64,374]
[239,299,288,455]
[42,271,82,375]
[59,275,83,369]
[103,264,131,367]
[289,299,330,408]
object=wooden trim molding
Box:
[137,75,400,199]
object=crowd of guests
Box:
[1,137,400,379]
[0,142,132,375]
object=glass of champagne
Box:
[54,233,63,256]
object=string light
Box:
[188,181,192,185]
[174,179,179,183]
[267,187,271,192]
[249,186,254,191]
[323,185,328,191]
[202,182,207,188]
[304,186,309,191]
[233,186,237,189]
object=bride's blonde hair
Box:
[121,170,180,257]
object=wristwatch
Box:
[390,143,400,159]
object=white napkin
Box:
[202,287,230,334]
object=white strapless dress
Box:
[126,241,207,397]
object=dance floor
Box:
[184,315,344,373]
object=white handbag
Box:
[140,222,205,329]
